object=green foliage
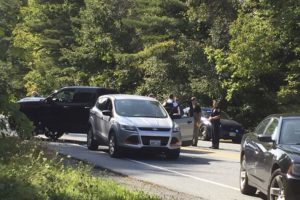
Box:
[1,0,299,130]
[0,137,160,200]
[206,0,300,128]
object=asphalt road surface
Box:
[42,134,266,200]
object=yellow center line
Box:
[182,146,240,161]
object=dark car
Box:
[180,107,244,143]
[18,86,117,139]
[240,114,300,200]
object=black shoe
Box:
[192,144,198,147]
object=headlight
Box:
[120,124,137,132]
[288,164,300,177]
[172,123,180,132]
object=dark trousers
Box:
[212,123,220,148]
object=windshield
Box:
[280,119,300,145]
[201,109,230,119]
[115,99,168,118]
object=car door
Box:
[69,90,96,133]
[255,117,279,190]
[174,116,194,146]
[245,117,271,185]
[101,98,113,137]
[93,97,107,140]
[42,88,76,132]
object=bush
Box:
[0,138,160,200]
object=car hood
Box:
[280,145,300,160]
[220,119,242,127]
[119,117,173,129]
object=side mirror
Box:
[102,110,112,117]
[257,134,273,143]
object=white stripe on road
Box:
[127,159,240,192]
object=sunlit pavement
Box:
[37,133,241,161]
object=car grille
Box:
[138,127,171,132]
[141,136,169,146]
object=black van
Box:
[18,86,117,139]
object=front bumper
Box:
[117,128,181,150]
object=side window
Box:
[54,89,75,103]
[255,118,271,135]
[105,99,113,111]
[264,118,279,136]
[96,98,107,111]
[72,92,95,104]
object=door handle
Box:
[84,106,91,109]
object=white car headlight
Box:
[288,163,300,177]
[172,123,180,133]
[120,124,137,132]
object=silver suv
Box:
[87,94,182,159]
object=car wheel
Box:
[108,133,122,158]
[268,169,292,200]
[240,155,257,195]
[44,128,64,140]
[199,125,210,141]
[87,127,98,150]
[165,148,180,160]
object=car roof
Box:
[61,86,109,90]
[100,94,156,101]
[267,114,300,118]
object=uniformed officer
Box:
[190,97,201,146]
[209,99,221,149]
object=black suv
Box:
[18,86,117,139]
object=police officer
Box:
[190,97,201,146]
[209,99,221,149]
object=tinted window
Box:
[54,89,75,103]
[255,118,271,135]
[72,92,95,104]
[264,118,279,136]
[115,99,168,118]
[280,119,300,144]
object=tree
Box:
[206,0,300,127]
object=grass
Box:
[0,137,160,200]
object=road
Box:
[43,134,266,200]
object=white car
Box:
[87,94,193,159]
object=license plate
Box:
[229,132,236,137]
[150,140,161,146]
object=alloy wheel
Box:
[109,135,115,155]
[269,174,285,200]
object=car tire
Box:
[268,169,293,200]
[108,132,122,158]
[199,125,210,141]
[240,155,257,195]
[165,148,180,160]
[44,128,64,140]
[87,127,98,150]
